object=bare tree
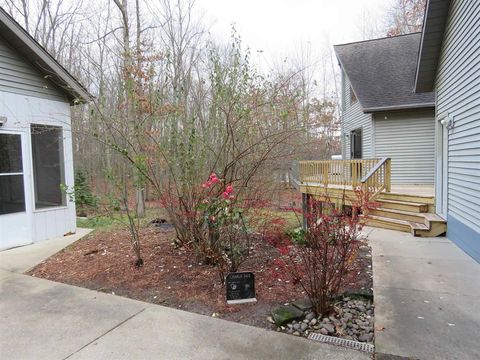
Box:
[1,0,342,268]
[386,0,426,36]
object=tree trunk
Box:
[136,186,145,218]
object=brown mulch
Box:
[28,220,373,330]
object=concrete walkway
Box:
[369,228,480,360]
[0,228,92,273]
[0,231,369,360]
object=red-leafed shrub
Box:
[287,190,376,316]
[162,172,251,283]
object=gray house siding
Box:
[341,70,373,159]
[373,110,435,184]
[0,34,66,102]
[436,0,480,260]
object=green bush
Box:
[73,170,98,216]
[286,227,306,245]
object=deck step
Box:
[366,213,447,237]
[370,208,426,224]
[377,192,435,205]
[369,208,446,226]
[414,221,447,237]
[409,221,429,231]
[366,215,415,233]
[376,199,429,213]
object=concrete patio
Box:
[0,230,370,360]
[369,227,480,360]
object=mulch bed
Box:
[28,216,373,330]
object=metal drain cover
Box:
[308,333,374,353]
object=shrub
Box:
[286,227,306,245]
[64,170,98,217]
[287,191,374,316]
[165,173,251,283]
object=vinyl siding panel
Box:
[373,110,435,184]
[0,34,66,102]
[341,70,373,159]
[436,0,480,238]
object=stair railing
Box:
[360,157,391,197]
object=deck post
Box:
[302,193,308,231]
[385,159,392,192]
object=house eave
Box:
[363,103,436,113]
[0,7,92,104]
[414,0,452,93]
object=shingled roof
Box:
[334,33,435,113]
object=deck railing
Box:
[298,158,391,194]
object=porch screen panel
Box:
[31,125,66,209]
[0,134,25,214]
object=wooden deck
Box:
[297,159,445,237]
[299,182,434,198]
[390,185,434,197]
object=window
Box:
[31,125,66,209]
[0,133,26,215]
[350,86,357,104]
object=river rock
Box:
[358,333,374,343]
[271,304,304,326]
[321,323,335,334]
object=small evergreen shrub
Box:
[73,170,98,216]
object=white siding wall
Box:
[436,0,480,235]
[373,110,435,184]
[0,91,76,244]
[341,70,373,159]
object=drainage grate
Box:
[308,333,374,353]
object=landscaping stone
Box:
[358,333,373,343]
[271,305,304,326]
[278,297,375,344]
[319,328,329,335]
[291,299,312,312]
[321,323,335,334]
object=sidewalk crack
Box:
[62,307,147,359]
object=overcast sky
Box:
[195,0,392,71]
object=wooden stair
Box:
[365,192,446,237]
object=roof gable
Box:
[0,7,90,104]
[335,33,435,113]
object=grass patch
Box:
[77,215,118,231]
[247,209,301,230]
[77,208,169,232]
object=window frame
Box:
[0,132,26,215]
[30,124,67,211]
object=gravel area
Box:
[273,297,374,344]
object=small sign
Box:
[226,272,257,304]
